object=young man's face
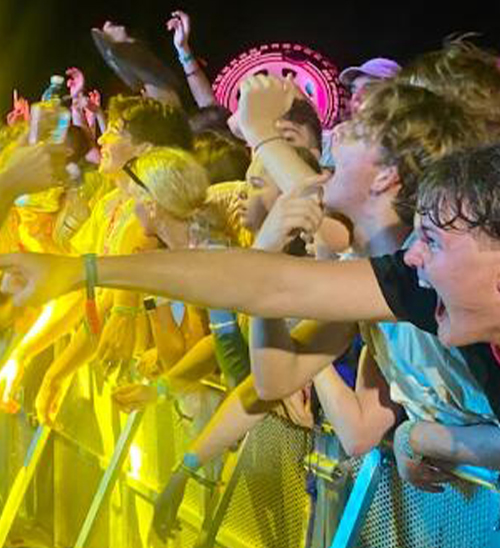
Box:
[323,125,381,218]
[405,214,500,346]
[98,121,138,175]
[349,75,377,113]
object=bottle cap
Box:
[50,75,65,86]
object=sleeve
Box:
[370,251,438,334]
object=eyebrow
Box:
[419,220,440,238]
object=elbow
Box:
[253,380,287,401]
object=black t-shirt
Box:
[370,250,500,421]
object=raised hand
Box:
[166,10,191,54]
[6,90,30,127]
[237,75,296,145]
[1,143,63,198]
[253,182,324,252]
[101,21,133,43]
[66,67,85,99]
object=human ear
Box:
[371,165,400,196]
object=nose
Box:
[403,239,428,269]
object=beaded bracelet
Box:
[83,253,101,336]
[253,135,285,155]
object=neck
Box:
[351,209,411,257]
[113,171,132,195]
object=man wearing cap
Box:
[339,57,401,113]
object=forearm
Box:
[411,422,500,470]
[44,323,96,384]
[92,249,392,323]
[247,135,316,194]
[152,302,186,368]
[250,317,354,399]
[178,48,217,108]
[19,291,85,361]
[165,334,217,390]
[314,367,388,456]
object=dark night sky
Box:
[1,1,500,116]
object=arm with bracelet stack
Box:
[166,10,217,107]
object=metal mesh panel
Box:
[215,413,311,548]
[349,456,500,548]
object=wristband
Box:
[185,67,201,78]
[83,253,101,336]
[178,51,195,65]
[253,135,285,155]
[397,420,422,463]
[183,452,201,470]
[112,305,141,317]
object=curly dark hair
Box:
[108,95,193,150]
[418,143,500,240]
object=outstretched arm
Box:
[0,249,394,323]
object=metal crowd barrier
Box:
[1,351,500,548]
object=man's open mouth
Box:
[435,296,448,323]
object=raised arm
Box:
[237,75,319,193]
[166,10,217,107]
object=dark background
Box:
[1,0,500,116]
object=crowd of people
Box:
[1,9,500,546]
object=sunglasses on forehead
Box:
[123,158,151,194]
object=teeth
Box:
[418,278,432,289]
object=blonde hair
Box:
[134,148,209,218]
[396,38,500,135]
[133,147,228,240]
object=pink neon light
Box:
[213,42,347,129]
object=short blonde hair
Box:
[134,147,210,220]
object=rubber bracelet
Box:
[83,254,100,336]
[178,51,195,65]
[83,253,98,299]
[253,135,285,155]
[183,452,201,470]
[397,420,422,463]
[185,67,201,78]
[112,305,141,317]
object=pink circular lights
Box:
[213,42,348,129]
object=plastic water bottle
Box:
[41,75,66,101]
[28,75,71,145]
